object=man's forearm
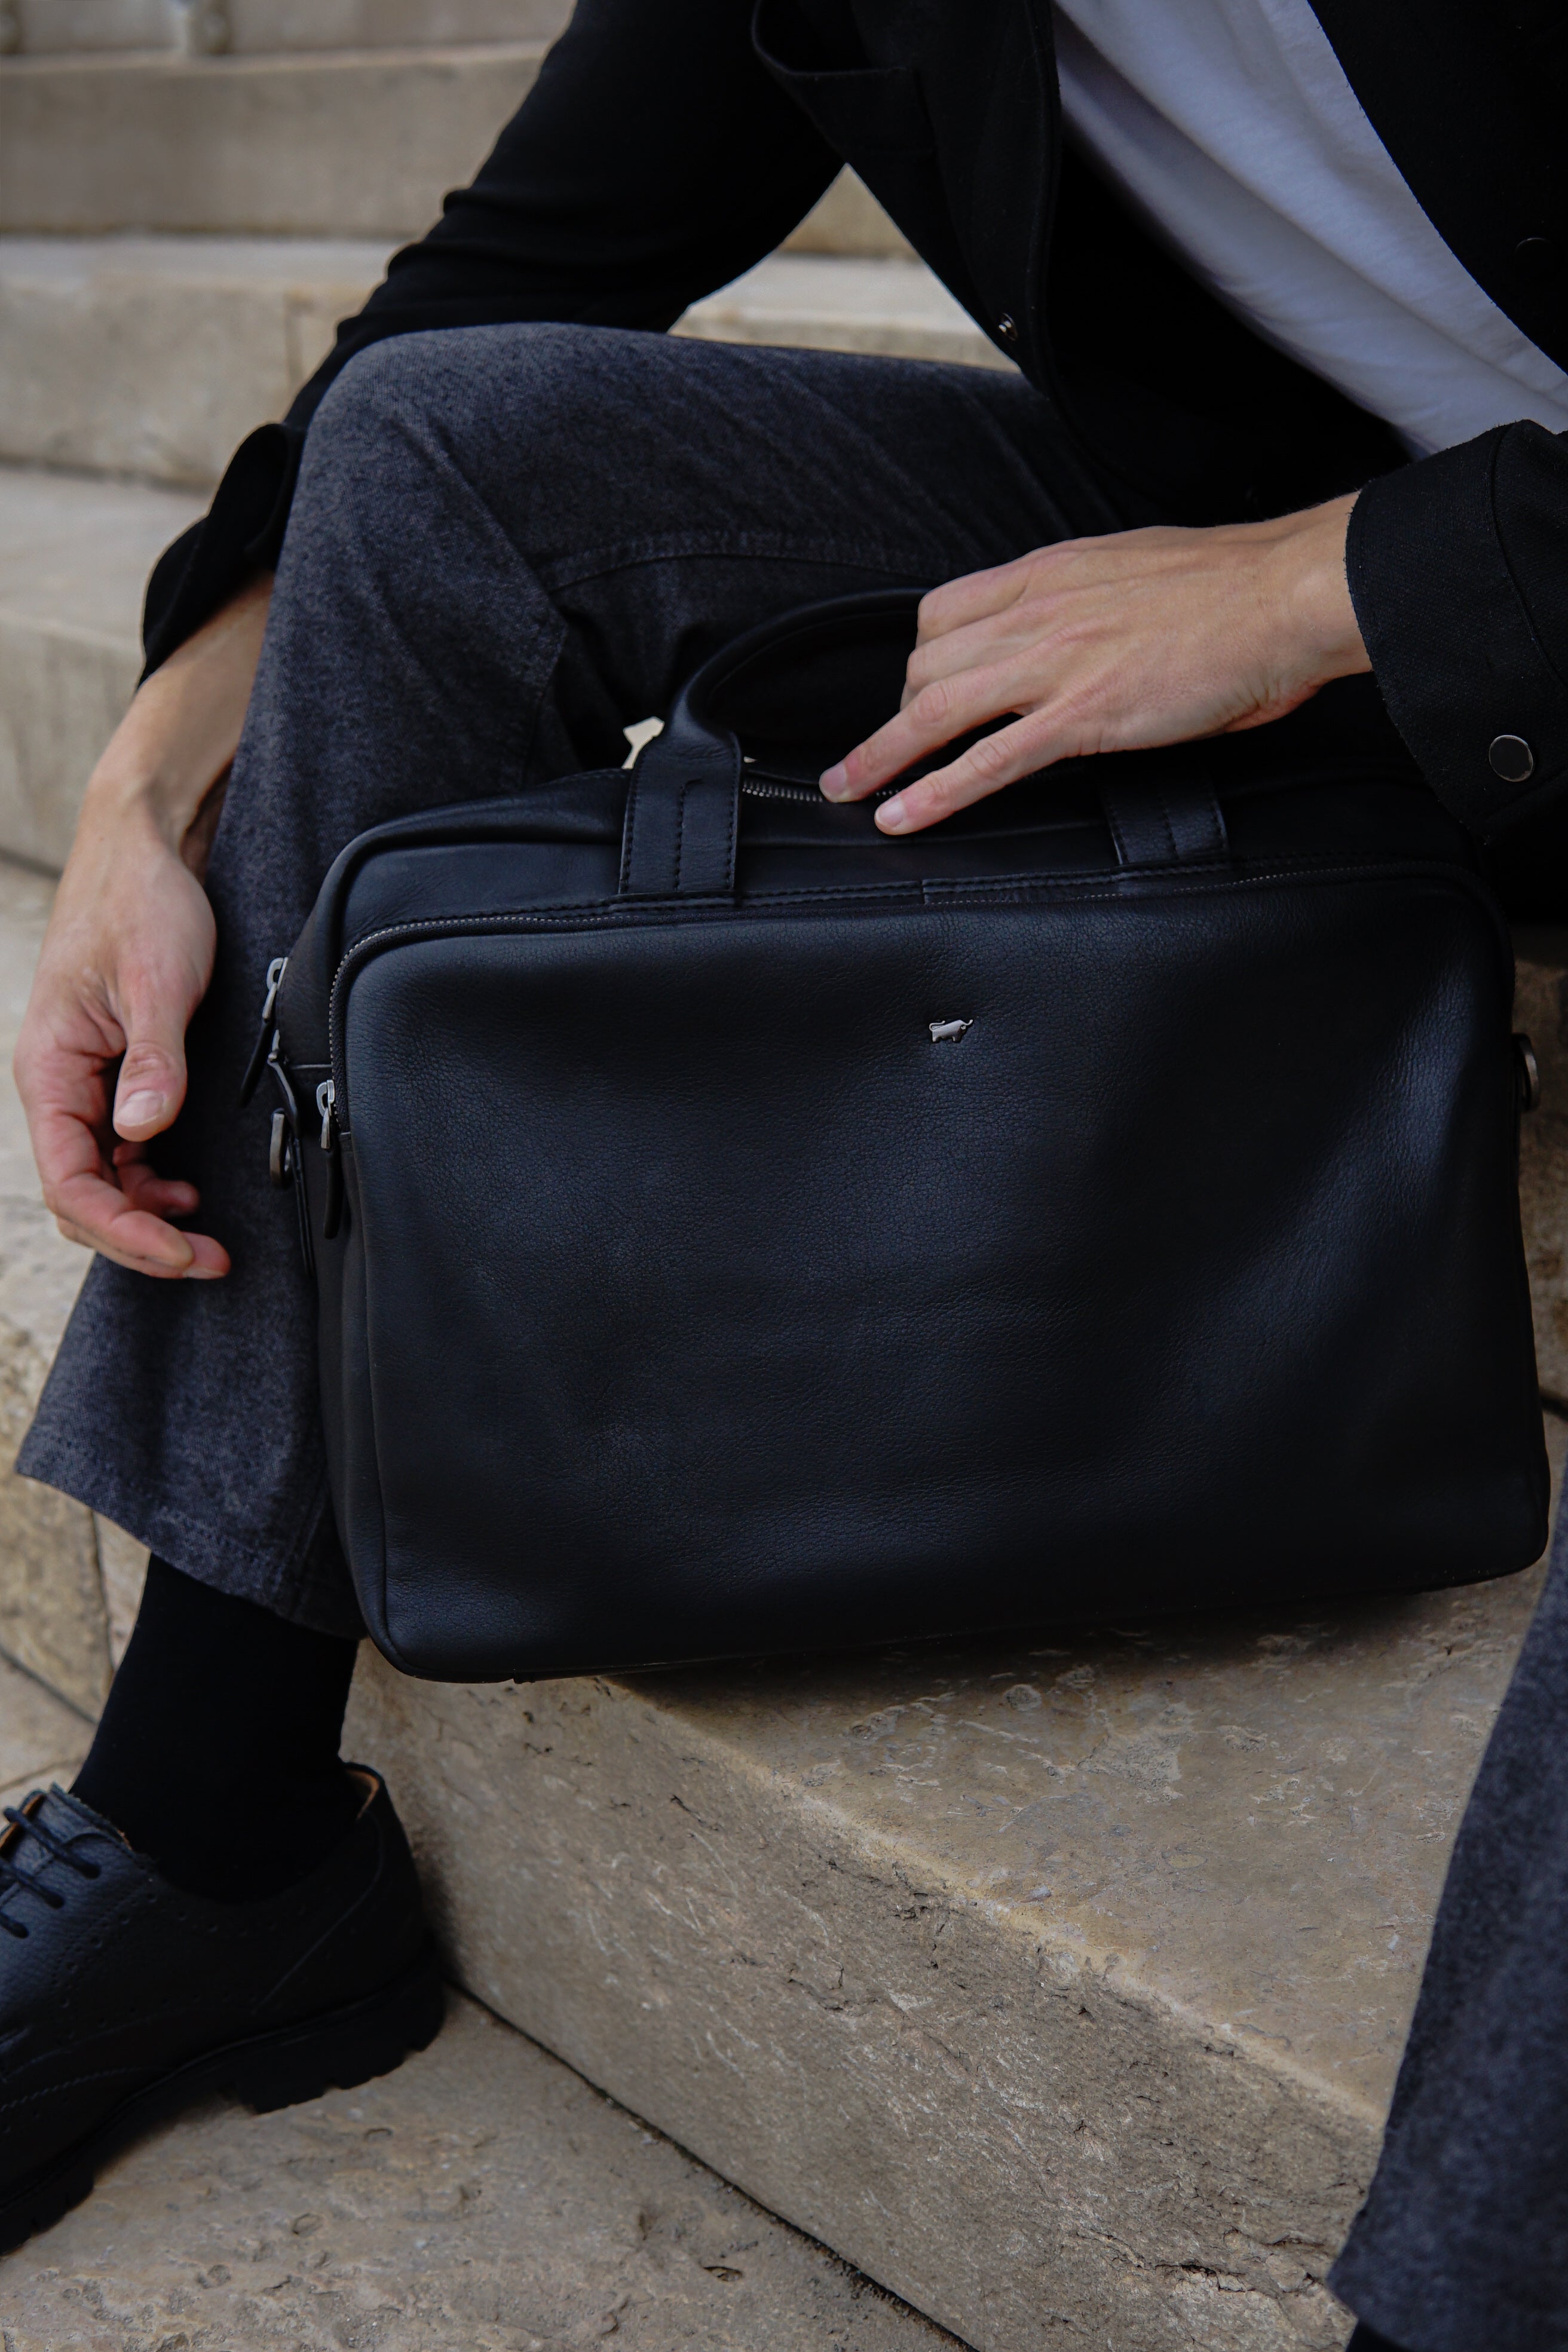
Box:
[85,572,273,865]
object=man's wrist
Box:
[1269,492,1371,690]
[80,743,209,856]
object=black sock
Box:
[72,1555,363,1901]
[1348,2327,1410,2352]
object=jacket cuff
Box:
[140,419,304,677]
[1346,424,1568,835]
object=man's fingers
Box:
[900,605,1049,709]
[48,1161,229,1277]
[823,659,1018,801]
[875,710,1067,834]
[114,1150,201,1218]
[53,1208,228,1280]
[914,555,1037,644]
[112,1016,189,1142]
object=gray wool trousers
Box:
[16,318,1567,2347]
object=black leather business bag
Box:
[262,591,1549,1681]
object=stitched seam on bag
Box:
[673,780,688,894]
[324,856,1492,1118]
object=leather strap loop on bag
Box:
[617,587,1231,893]
[1101,770,1229,868]
[619,589,923,898]
[619,723,740,896]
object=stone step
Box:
[0,1998,963,2348]
[0,43,909,248]
[0,44,550,237]
[7,0,572,53]
[344,1427,1567,2352]
[0,465,204,869]
[677,253,1007,372]
[0,235,394,486]
[0,238,966,489]
[0,860,127,1715]
[0,1685,951,2352]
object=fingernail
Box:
[819,763,849,800]
[876,794,909,833]
[186,1267,225,1281]
[118,1091,165,1128]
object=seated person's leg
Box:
[24,320,1131,1653]
[2,318,1131,2244]
[1331,1500,1568,2352]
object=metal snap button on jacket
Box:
[996,313,1019,345]
[1489,733,1536,783]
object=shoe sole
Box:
[0,1940,445,2256]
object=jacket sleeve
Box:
[1346,421,1568,836]
[142,0,838,673]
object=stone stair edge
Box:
[0,41,549,237]
[0,34,552,72]
[340,1477,1566,2352]
[0,45,913,246]
[544,1649,1402,2142]
[7,0,575,54]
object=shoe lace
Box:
[0,1803,102,1940]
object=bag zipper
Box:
[239,954,289,1105]
[741,772,898,803]
[316,1079,343,1241]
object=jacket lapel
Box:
[752,0,1060,385]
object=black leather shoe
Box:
[0,1767,442,2253]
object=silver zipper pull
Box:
[316,1079,343,1241]
[240,954,290,1106]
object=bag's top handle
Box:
[618,587,1226,896]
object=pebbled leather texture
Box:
[0,1775,430,2203]
[272,592,1549,1681]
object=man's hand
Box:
[819,493,1370,833]
[14,575,273,1278]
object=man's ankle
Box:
[71,1555,362,1900]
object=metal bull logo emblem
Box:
[928,1018,973,1043]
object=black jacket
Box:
[145,0,1568,887]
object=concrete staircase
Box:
[0,2,984,862]
[3,11,1568,2350]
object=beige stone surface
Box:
[0,1646,91,1806]
[11,0,572,50]
[0,45,548,237]
[0,465,203,869]
[0,1994,957,2352]
[783,170,917,260]
[0,235,391,484]
[0,859,107,1712]
[345,1422,1565,2352]
[3,0,170,52]
[675,253,1014,372]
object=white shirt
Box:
[1052,0,1568,457]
